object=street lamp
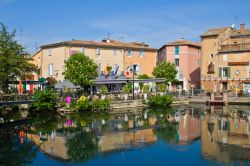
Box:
[191,84,195,96]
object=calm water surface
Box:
[1,105,250,166]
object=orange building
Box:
[30,50,42,81]
[123,42,157,77]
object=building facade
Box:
[30,50,42,81]
[158,39,201,91]
[201,24,250,93]
[35,39,157,82]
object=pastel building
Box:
[34,39,157,82]
[201,24,250,92]
[158,39,201,90]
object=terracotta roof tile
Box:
[164,39,200,47]
[41,39,156,51]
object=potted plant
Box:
[122,84,131,101]
[157,83,166,96]
[142,85,150,99]
[99,86,108,100]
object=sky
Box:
[0,0,249,54]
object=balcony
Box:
[219,43,250,53]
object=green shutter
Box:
[175,46,179,55]
[227,67,230,78]
[219,67,222,78]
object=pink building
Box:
[158,38,201,90]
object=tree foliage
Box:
[63,53,98,88]
[32,89,57,111]
[0,23,36,93]
[152,62,177,83]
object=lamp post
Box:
[191,84,195,96]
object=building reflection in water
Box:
[201,106,250,164]
[14,105,250,164]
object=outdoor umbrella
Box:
[54,80,80,89]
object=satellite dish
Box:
[231,24,235,29]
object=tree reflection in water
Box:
[0,129,37,166]
[66,130,99,163]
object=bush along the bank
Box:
[32,89,57,111]
[146,94,173,107]
[75,96,110,111]
[92,99,110,111]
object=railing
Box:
[219,43,250,52]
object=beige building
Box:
[201,24,250,92]
[35,39,157,81]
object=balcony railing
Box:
[219,43,250,52]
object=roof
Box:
[201,27,228,37]
[159,39,200,50]
[41,39,157,51]
[230,29,250,37]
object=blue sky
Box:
[0,0,249,54]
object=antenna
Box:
[107,32,112,39]
[35,43,38,52]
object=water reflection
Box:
[201,106,250,164]
[1,105,250,165]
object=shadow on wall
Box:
[189,67,200,88]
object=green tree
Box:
[152,62,177,83]
[63,53,98,88]
[32,89,57,111]
[0,23,36,93]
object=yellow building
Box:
[35,39,157,81]
[200,24,250,92]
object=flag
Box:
[126,66,130,77]
[114,65,119,76]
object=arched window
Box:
[207,62,215,74]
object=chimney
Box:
[240,23,245,33]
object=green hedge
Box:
[146,94,173,107]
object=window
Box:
[210,54,214,58]
[207,62,215,74]
[175,46,179,55]
[48,63,53,76]
[96,48,100,55]
[80,47,84,53]
[113,49,117,56]
[219,67,230,78]
[175,58,179,67]
[48,48,52,56]
[139,50,144,57]
[126,49,133,56]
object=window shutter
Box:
[219,67,222,78]
[227,67,230,78]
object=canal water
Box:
[1,105,250,166]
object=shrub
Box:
[92,99,110,110]
[76,99,91,111]
[32,89,57,111]
[157,83,166,92]
[74,96,110,111]
[122,84,131,94]
[99,86,108,94]
[147,94,173,107]
[143,85,150,94]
